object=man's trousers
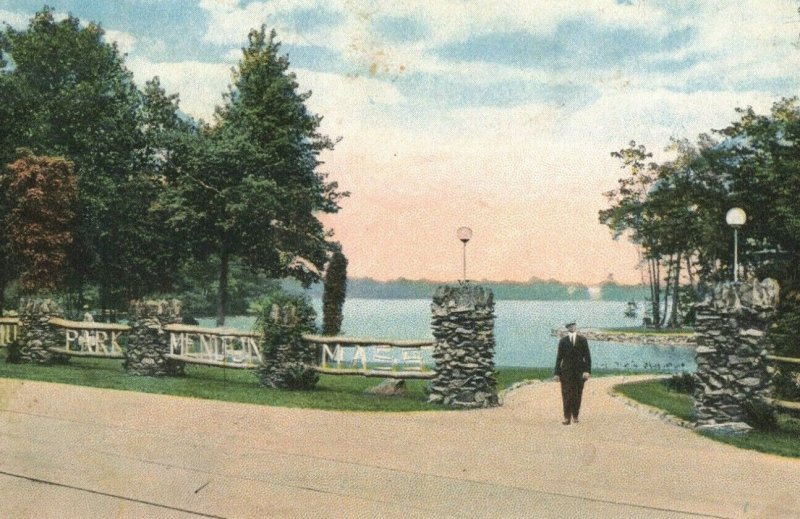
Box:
[560,377,585,420]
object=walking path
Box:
[1,376,798,518]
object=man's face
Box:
[567,324,576,333]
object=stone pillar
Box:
[124,299,184,376]
[258,303,318,390]
[17,297,69,364]
[693,278,780,433]
[429,284,499,408]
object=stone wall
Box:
[17,298,69,364]
[429,284,499,408]
[693,278,780,433]
[258,303,318,390]
[550,328,695,346]
[124,299,184,376]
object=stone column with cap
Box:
[693,278,780,434]
[429,284,499,408]
[16,297,69,364]
[124,299,184,376]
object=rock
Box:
[739,377,762,387]
[695,422,753,435]
[427,393,444,404]
[366,379,407,396]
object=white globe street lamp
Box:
[457,227,473,282]
[726,208,747,282]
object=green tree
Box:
[3,151,77,293]
[322,250,348,335]
[601,98,800,330]
[164,27,346,325]
[0,27,27,306]
[1,8,191,310]
[600,142,665,327]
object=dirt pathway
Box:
[0,376,798,518]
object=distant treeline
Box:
[284,278,649,302]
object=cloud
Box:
[196,0,670,66]
[104,29,138,55]
[0,9,31,29]
[127,57,233,121]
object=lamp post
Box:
[725,207,747,282]
[457,227,472,282]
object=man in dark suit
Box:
[554,321,591,425]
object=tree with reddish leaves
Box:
[4,151,77,293]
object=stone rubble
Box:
[551,328,695,346]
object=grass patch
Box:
[0,348,558,412]
[615,378,800,458]
[0,347,667,412]
[0,347,654,411]
[704,417,800,458]
[615,378,694,421]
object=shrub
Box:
[742,397,779,432]
[322,251,347,336]
[664,372,696,394]
[5,340,21,364]
[252,289,319,390]
[773,368,800,401]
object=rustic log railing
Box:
[766,354,800,413]
[0,317,20,347]
[303,334,436,379]
[3,315,437,379]
[163,323,262,369]
[47,318,129,358]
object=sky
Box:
[2,1,799,285]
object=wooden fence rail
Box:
[766,354,800,413]
[0,317,20,347]
[2,315,437,379]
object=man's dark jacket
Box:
[554,334,591,379]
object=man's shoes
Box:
[562,419,571,425]
[572,417,580,424]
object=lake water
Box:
[201,299,696,372]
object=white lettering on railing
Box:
[306,334,435,378]
[321,343,344,368]
[164,324,262,367]
[49,318,128,357]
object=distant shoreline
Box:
[286,278,649,302]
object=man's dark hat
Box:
[565,321,576,327]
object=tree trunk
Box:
[668,253,682,328]
[216,251,229,326]
[649,258,661,329]
[661,256,672,328]
[0,255,7,309]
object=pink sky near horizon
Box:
[319,150,645,286]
